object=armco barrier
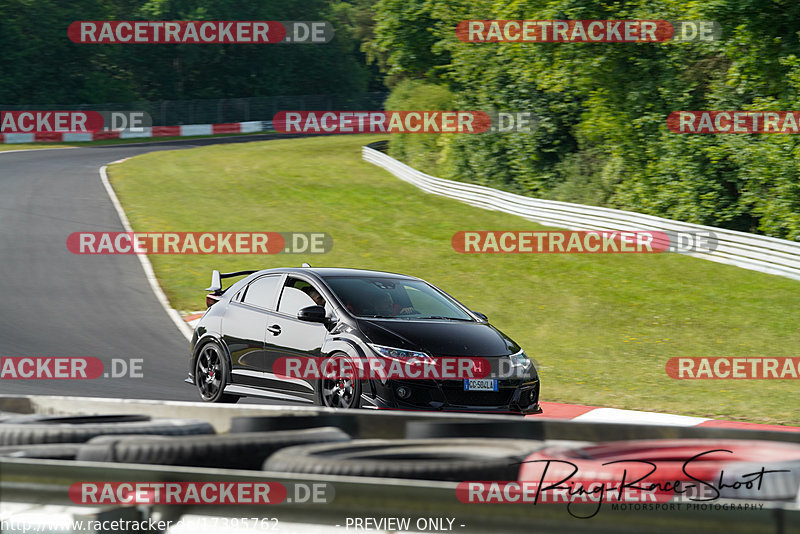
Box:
[363,146,800,281]
[3,395,800,443]
[0,120,273,143]
[2,456,795,534]
[0,396,798,533]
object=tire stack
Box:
[0,414,215,460]
[0,413,548,481]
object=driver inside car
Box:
[302,286,326,307]
[374,292,415,316]
[301,285,325,308]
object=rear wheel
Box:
[318,352,361,409]
[195,341,240,403]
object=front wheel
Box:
[318,353,362,409]
[195,341,240,403]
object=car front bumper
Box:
[364,377,542,415]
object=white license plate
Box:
[464,379,498,391]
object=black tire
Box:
[0,444,82,460]
[263,438,546,481]
[76,427,351,470]
[230,415,358,436]
[317,352,361,409]
[0,418,215,446]
[195,340,240,403]
[405,421,545,440]
[0,414,151,424]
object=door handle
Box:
[267,324,282,336]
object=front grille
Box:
[442,387,515,407]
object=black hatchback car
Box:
[186,267,541,415]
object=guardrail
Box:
[3,457,795,534]
[1,396,799,534]
[362,145,800,282]
[3,396,800,443]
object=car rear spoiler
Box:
[206,269,258,294]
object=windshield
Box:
[323,276,473,320]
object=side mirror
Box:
[298,305,327,323]
[472,311,488,322]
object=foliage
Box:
[371,0,800,239]
[384,79,453,172]
[0,0,374,103]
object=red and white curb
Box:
[184,312,800,433]
[0,120,267,143]
[184,312,205,330]
[531,401,800,432]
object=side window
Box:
[242,275,281,310]
[278,277,325,316]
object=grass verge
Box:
[109,134,800,425]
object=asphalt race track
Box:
[0,135,301,402]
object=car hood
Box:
[356,319,519,357]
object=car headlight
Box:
[368,344,429,360]
[509,349,532,369]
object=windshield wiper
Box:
[360,314,472,321]
[414,315,472,321]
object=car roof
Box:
[252,267,419,281]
